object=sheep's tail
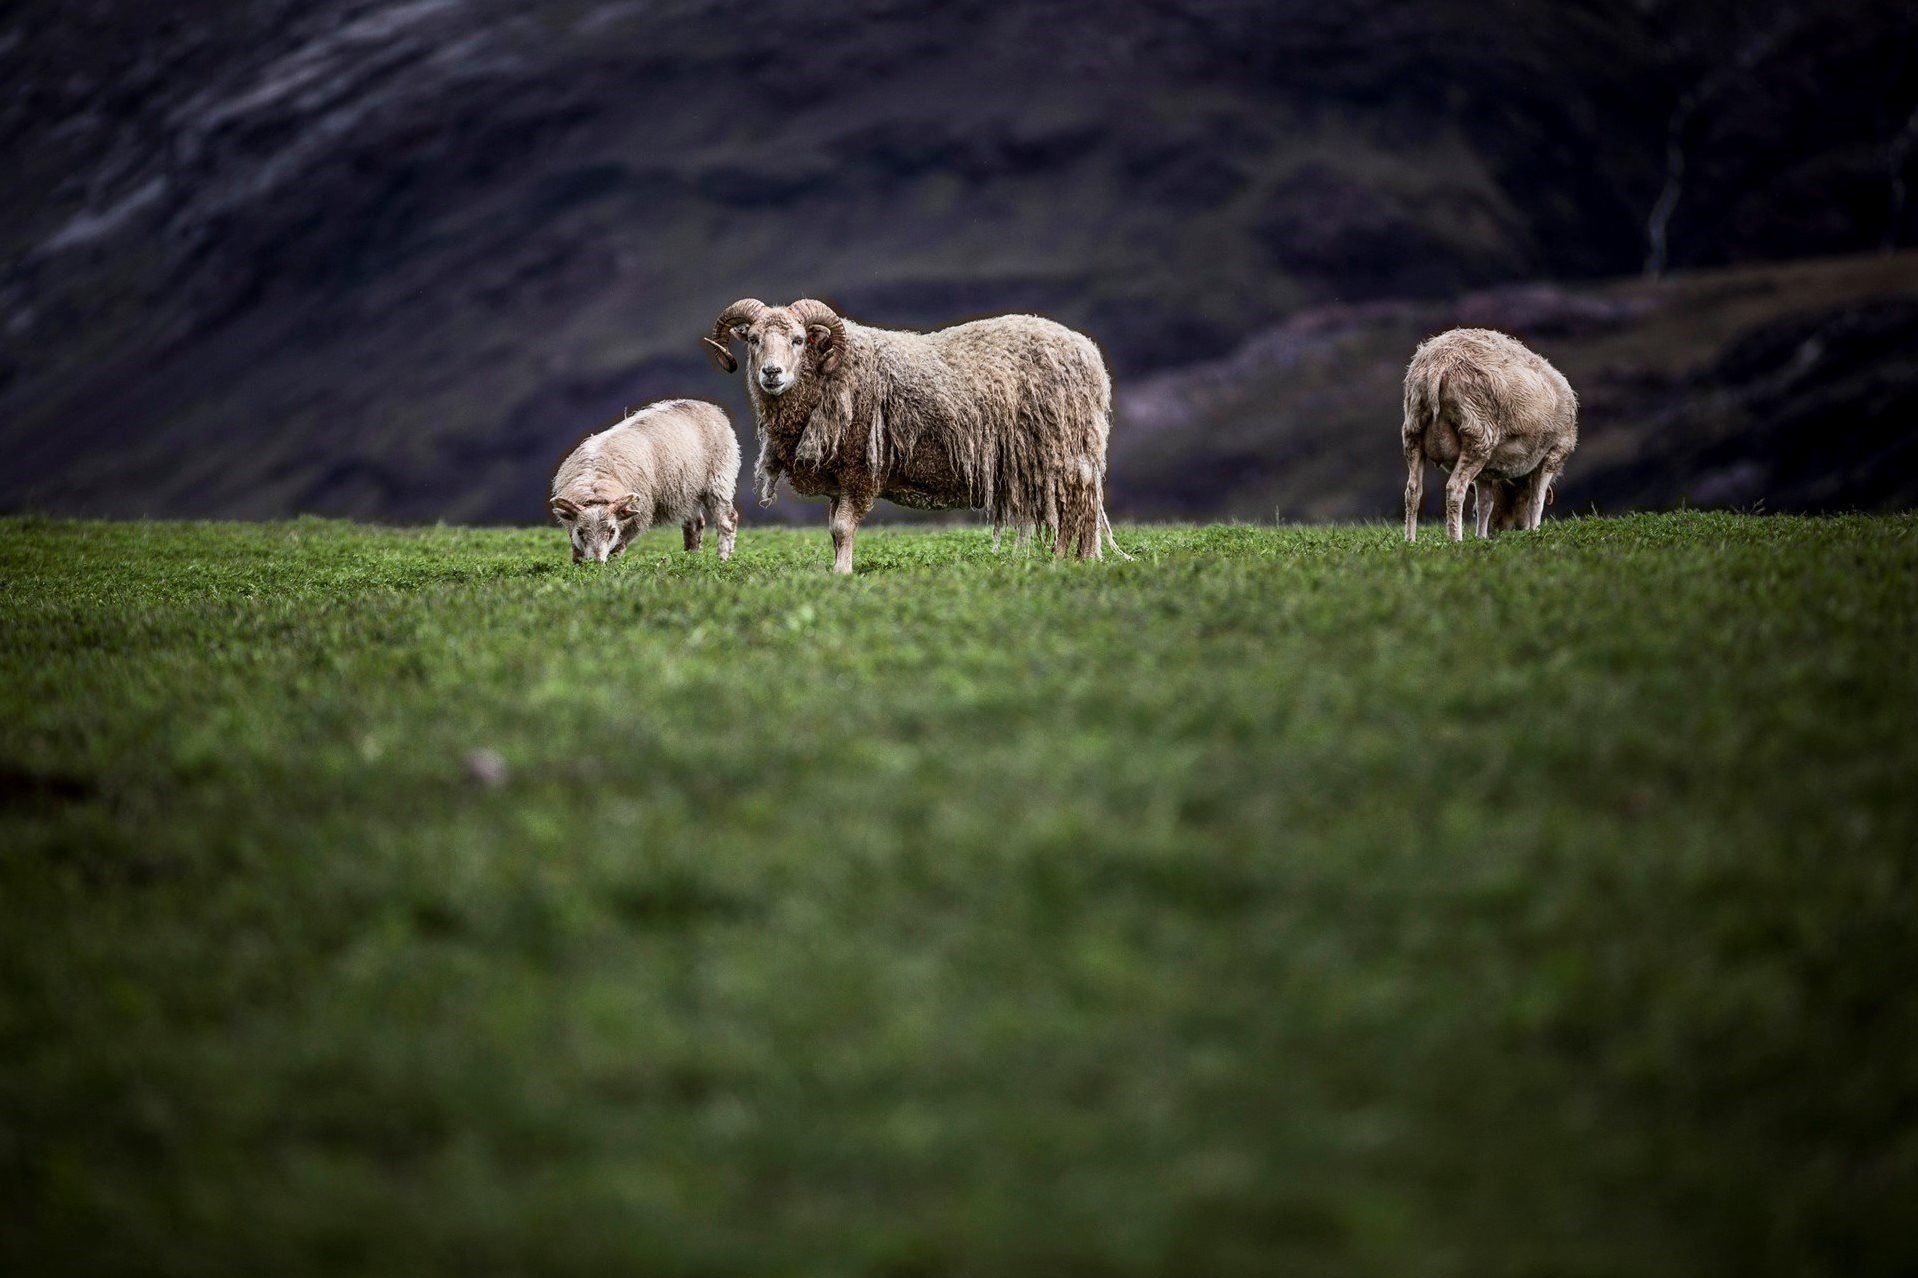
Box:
[1403,358,1445,446]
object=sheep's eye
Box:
[791,336,803,346]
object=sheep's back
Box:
[552,400,738,517]
[861,316,1110,433]
[1408,329,1576,443]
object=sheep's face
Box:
[737,313,810,397]
[552,495,639,563]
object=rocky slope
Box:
[2,0,1915,521]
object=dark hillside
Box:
[3,1,1915,521]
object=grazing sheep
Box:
[550,399,740,564]
[1401,328,1578,543]
[703,298,1123,573]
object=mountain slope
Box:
[2,0,1915,520]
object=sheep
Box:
[549,399,740,563]
[702,298,1124,573]
[1401,327,1578,542]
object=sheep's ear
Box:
[551,497,580,521]
[612,493,642,519]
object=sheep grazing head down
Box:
[551,495,640,563]
[703,298,845,397]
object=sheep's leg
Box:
[1444,453,1488,543]
[829,493,870,575]
[682,515,705,552]
[1056,510,1093,559]
[1079,471,1105,561]
[1048,466,1102,561]
[1402,449,1424,543]
[705,496,738,562]
[1076,473,1131,561]
[1525,468,1557,531]
[1069,487,1099,561]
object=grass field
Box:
[2,513,1915,1276]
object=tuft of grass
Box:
[1,513,1915,1276]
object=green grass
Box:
[2,513,1915,1276]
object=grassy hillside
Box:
[2,515,1915,1275]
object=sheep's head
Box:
[704,298,844,396]
[552,494,640,563]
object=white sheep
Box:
[1401,328,1578,542]
[703,298,1124,573]
[549,399,740,563]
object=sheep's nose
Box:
[761,364,783,378]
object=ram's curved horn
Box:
[704,298,767,373]
[787,298,846,375]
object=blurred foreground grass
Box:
[1,513,1915,1275]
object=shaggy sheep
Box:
[550,399,740,563]
[1401,328,1578,542]
[703,298,1123,573]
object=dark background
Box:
[3,0,1916,524]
